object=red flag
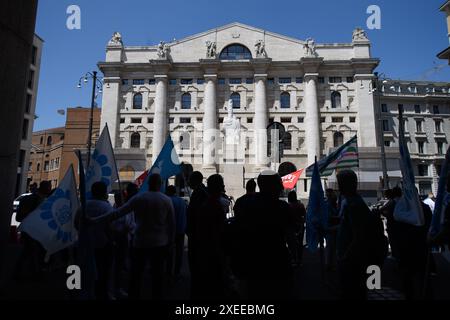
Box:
[281,169,304,190]
[135,170,148,187]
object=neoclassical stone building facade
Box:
[98,23,387,199]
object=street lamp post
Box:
[372,72,390,190]
[77,71,103,168]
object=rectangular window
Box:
[280,117,291,123]
[267,78,275,85]
[418,141,425,154]
[131,118,141,124]
[350,117,356,123]
[269,117,275,124]
[169,117,174,124]
[245,78,254,84]
[329,77,342,83]
[278,77,291,84]
[437,141,444,155]
[31,45,37,65]
[22,119,29,140]
[180,117,191,124]
[169,79,177,85]
[196,117,203,123]
[44,161,49,172]
[28,70,34,89]
[435,120,442,133]
[120,118,125,124]
[381,104,388,113]
[318,77,325,84]
[384,141,391,147]
[148,79,156,85]
[25,94,32,113]
[133,79,145,85]
[414,105,421,114]
[418,164,428,176]
[218,78,225,85]
[247,118,253,123]
[382,119,390,132]
[346,77,354,83]
[180,79,193,85]
[433,105,440,114]
[416,120,423,132]
[229,78,242,84]
[298,117,304,123]
[321,117,326,123]
[122,79,129,85]
[332,117,343,123]
[147,118,153,123]
[196,78,205,85]
[295,77,303,84]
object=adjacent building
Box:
[27,107,101,189]
[17,34,44,196]
[438,1,450,63]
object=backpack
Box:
[365,210,389,268]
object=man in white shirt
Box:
[423,193,435,213]
[100,173,175,300]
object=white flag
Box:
[19,165,79,256]
[85,124,118,198]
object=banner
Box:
[281,169,304,189]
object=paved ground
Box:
[1,241,450,300]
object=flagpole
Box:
[105,123,123,202]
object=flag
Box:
[305,135,358,177]
[135,170,148,188]
[393,106,425,226]
[281,169,304,189]
[140,135,182,192]
[430,145,450,236]
[18,165,79,256]
[85,124,118,198]
[306,160,328,252]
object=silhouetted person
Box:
[431,172,450,248]
[336,170,370,300]
[380,188,401,260]
[192,174,228,299]
[186,171,208,298]
[325,188,339,271]
[234,170,295,299]
[166,185,187,277]
[287,191,306,266]
[15,180,52,281]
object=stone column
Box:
[153,75,168,162]
[254,75,268,169]
[100,77,121,147]
[304,73,321,165]
[203,75,217,169]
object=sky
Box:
[34,0,450,131]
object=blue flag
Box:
[430,145,450,236]
[140,135,182,192]
[306,160,328,252]
[19,165,79,257]
[85,124,118,199]
[394,106,424,226]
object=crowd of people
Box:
[13,169,450,300]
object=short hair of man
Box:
[166,185,176,196]
[287,190,297,203]
[336,170,358,195]
[148,173,162,191]
[246,178,256,193]
[189,171,203,188]
[257,170,283,196]
[207,174,225,195]
[91,181,108,200]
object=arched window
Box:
[283,132,292,150]
[40,136,43,145]
[333,132,344,147]
[181,93,191,109]
[331,91,341,109]
[280,92,290,108]
[179,132,190,150]
[230,92,240,109]
[133,93,143,109]
[219,44,252,60]
[47,136,52,146]
[37,163,40,171]
[130,132,141,148]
